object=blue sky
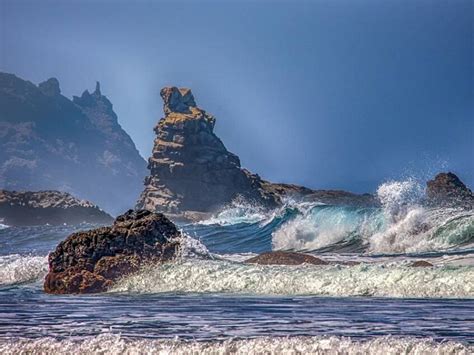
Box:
[1,0,472,192]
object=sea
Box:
[0,180,473,354]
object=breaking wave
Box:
[194,179,474,255]
[112,258,474,298]
[1,334,471,355]
[0,254,48,286]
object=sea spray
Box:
[269,179,474,254]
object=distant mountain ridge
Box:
[0,72,147,215]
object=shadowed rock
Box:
[245,251,328,265]
[0,72,147,215]
[0,190,113,226]
[44,209,182,294]
[426,172,473,209]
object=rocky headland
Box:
[44,209,182,294]
[0,190,113,226]
[0,73,147,215]
[137,87,377,220]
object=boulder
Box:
[410,260,433,268]
[44,209,182,294]
[245,251,328,265]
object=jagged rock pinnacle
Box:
[137,87,279,215]
[38,78,61,96]
[160,86,196,114]
[94,81,101,96]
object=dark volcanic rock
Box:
[426,172,473,208]
[0,190,113,226]
[0,72,147,215]
[44,210,181,294]
[137,87,280,214]
[245,251,328,265]
[410,260,434,268]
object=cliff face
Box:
[0,72,147,215]
[137,87,280,214]
[0,190,113,226]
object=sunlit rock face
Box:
[0,72,147,215]
[137,87,280,215]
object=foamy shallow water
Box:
[113,258,474,298]
[1,334,472,355]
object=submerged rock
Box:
[410,260,434,268]
[0,190,113,226]
[426,172,473,209]
[44,209,182,294]
[245,251,328,265]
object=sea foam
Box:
[0,254,48,285]
[271,179,474,254]
[0,334,471,355]
[112,258,474,298]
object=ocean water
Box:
[0,180,473,354]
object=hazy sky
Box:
[1,0,472,192]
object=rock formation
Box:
[0,72,147,215]
[137,87,280,215]
[0,190,113,226]
[410,260,434,268]
[426,172,473,208]
[137,87,377,219]
[44,209,181,294]
[245,251,328,265]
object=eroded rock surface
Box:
[245,251,328,265]
[44,209,181,294]
[0,190,113,226]
[137,87,378,219]
[137,87,280,214]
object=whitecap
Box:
[0,334,471,355]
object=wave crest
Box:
[112,259,474,298]
[0,255,48,286]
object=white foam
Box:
[198,197,270,226]
[0,223,9,230]
[271,179,474,254]
[0,334,471,354]
[112,259,474,298]
[0,255,48,285]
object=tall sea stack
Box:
[137,87,279,215]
